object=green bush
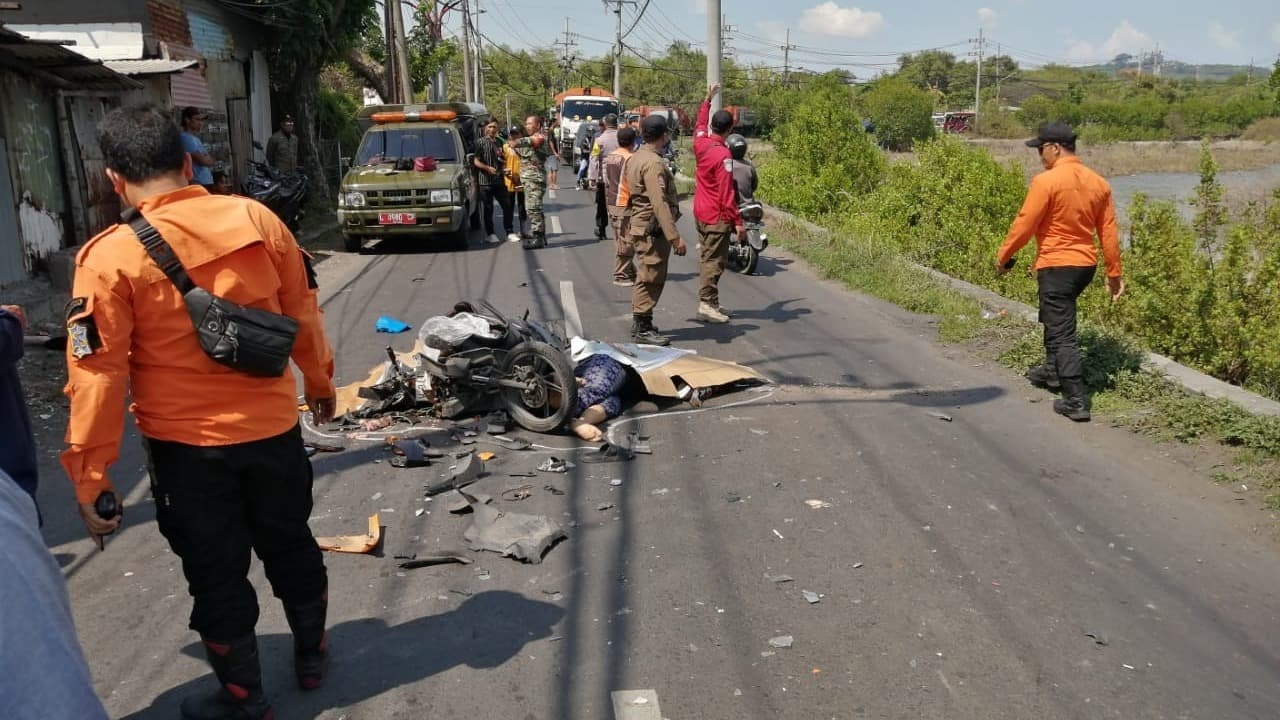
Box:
[757,75,885,216]
[860,78,936,151]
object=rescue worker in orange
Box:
[996,121,1125,422]
[63,105,336,720]
[603,126,638,286]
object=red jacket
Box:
[693,101,742,227]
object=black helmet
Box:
[508,124,523,138]
[726,133,747,160]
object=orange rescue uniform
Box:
[61,186,335,505]
[997,155,1123,278]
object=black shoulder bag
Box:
[123,208,298,378]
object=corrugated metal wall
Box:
[0,70,71,272]
[67,97,122,237]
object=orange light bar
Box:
[371,110,458,123]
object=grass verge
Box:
[770,217,1280,509]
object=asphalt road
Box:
[39,183,1280,719]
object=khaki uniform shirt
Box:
[624,145,680,241]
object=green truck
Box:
[338,102,490,252]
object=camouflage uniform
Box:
[510,133,551,248]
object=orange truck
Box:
[553,87,621,162]
[627,105,691,135]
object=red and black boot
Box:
[283,592,329,690]
[180,634,272,720]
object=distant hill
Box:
[1077,55,1261,82]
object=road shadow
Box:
[119,590,564,720]
[723,298,812,324]
[359,233,488,256]
[664,322,761,345]
[747,254,793,278]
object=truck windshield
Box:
[561,98,620,120]
[356,127,457,166]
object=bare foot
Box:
[570,419,604,442]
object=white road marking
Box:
[548,189,557,200]
[549,215,562,235]
[611,689,663,720]
[560,280,584,339]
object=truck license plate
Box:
[378,212,416,225]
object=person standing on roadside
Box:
[0,304,38,509]
[603,126,638,286]
[179,107,216,192]
[265,115,299,174]
[509,115,551,249]
[625,115,687,346]
[503,124,529,242]
[996,121,1125,422]
[587,114,620,241]
[473,119,508,245]
[546,119,561,188]
[692,83,744,325]
[63,105,337,719]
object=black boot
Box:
[631,314,670,346]
[283,592,328,691]
[1026,363,1061,391]
[595,226,607,241]
[1053,377,1091,422]
[180,634,273,720]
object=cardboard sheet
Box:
[314,514,381,553]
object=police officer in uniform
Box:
[62,105,336,720]
[625,115,687,346]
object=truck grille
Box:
[366,189,435,207]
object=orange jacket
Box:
[61,186,335,504]
[997,156,1123,278]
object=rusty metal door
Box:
[226,97,252,190]
[0,139,23,286]
[67,96,121,238]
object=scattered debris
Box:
[538,457,574,473]
[510,471,537,478]
[398,554,471,569]
[623,433,652,455]
[360,416,394,432]
[765,574,794,584]
[444,490,492,513]
[501,485,534,502]
[802,590,820,604]
[462,489,567,563]
[489,436,532,451]
[749,428,769,436]
[370,492,383,502]
[304,442,345,457]
[415,508,426,517]
[650,488,670,496]
[1075,525,1086,534]
[581,442,634,464]
[853,562,864,569]
[597,502,616,511]
[484,411,511,435]
[478,451,496,462]
[1122,664,1136,671]
[390,439,431,468]
[543,484,565,495]
[425,453,483,496]
[609,478,624,487]
[1084,631,1110,647]
[726,493,743,503]
[768,635,794,649]
[928,412,953,422]
[804,499,833,509]
[315,514,381,554]
[772,529,785,540]
[375,315,411,333]
[475,568,491,580]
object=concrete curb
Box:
[764,205,1280,418]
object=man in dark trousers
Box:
[63,105,337,719]
[473,118,508,245]
[997,121,1125,422]
[587,113,620,241]
[692,83,744,325]
[625,115,687,346]
[0,304,38,508]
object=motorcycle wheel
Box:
[727,241,758,275]
[500,341,577,433]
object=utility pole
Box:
[994,42,1001,107]
[504,94,511,125]
[461,0,473,102]
[1153,43,1162,78]
[605,0,636,100]
[970,28,984,129]
[781,28,796,85]
[429,0,446,102]
[707,0,722,113]
[387,0,413,103]
[472,0,485,103]
[555,17,577,95]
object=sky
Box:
[452,0,1280,75]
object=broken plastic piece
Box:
[461,489,566,563]
[478,451,496,462]
[444,490,492,513]
[489,436,532,451]
[538,457,574,473]
[768,635,794,649]
[580,442,634,464]
[622,432,652,455]
[597,502,615,511]
[765,574,794,584]
[485,410,511,435]
[424,452,483,496]
[804,499,833,509]
[390,439,430,468]
[802,590,820,604]
[543,484,565,495]
[928,411,953,422]
[398,554,472,569]
[315,514,381,553]
[375,315,411,333]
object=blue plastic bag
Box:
[375,315,411,333]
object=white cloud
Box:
[977,7,998,27]
[1207,21,1239,50]
[798,2,886,40]
[1065,20,1153,62]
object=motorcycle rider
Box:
[692,83,744,325]
[726,134,757,202]
[587,114,620,241]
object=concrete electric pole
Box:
[461,0,473,102]
[605,0,636,100]
[707,0,722,113]
[970,27,985,130]
[387,0,413,103]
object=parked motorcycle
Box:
[418,301,578,433]
[727,200,768,275]
[243,141,308,231]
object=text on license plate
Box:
[378,212,416,225]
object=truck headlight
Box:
[344,191,366,207]
[429,189,454,204]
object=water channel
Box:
[1107,163,1280,223]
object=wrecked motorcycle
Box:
[727,199,768,275]
[418,301,578,433]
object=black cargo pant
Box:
[148,424,326,640]
[479,182,507,236]
[1038,266,1096,382]
[594,183,609,237]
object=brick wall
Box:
[147,0,193,47]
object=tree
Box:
[1270,58,1280,110]
[245,0,377,200]
[861,77,936,151]
[897,50,957,94]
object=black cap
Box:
[710,109,734,133]
[640,114,668,136]
[281,114,295,123]
[1026,121,1077,148]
